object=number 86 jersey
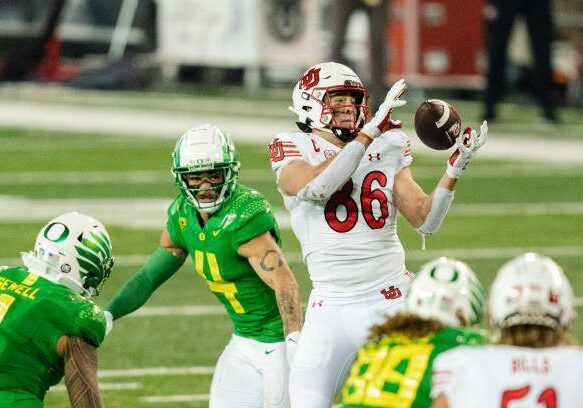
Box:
[269,130,413,293]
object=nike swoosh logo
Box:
[264,349,277,355]
[212,230,220,237]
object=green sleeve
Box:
[106,246,185,320]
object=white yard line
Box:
[2,196,583,230]
[451,202,583,216]
[141,394,210,403]
[1,164,582,186]
[0,170,171,185]
[2,246,583,268]
[99,366,214,377]
[50,382,142,392]
[2,245,583,268]
[131,305,225,316]
[1,100,582,162]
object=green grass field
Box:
[0,91,582,407]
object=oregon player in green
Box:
[106,124,302,408]
[342,257,487,408]
[0,212,114,408]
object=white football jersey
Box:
[431,345,583,407]
[269,130,412,293]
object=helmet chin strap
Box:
[330,126,358,142]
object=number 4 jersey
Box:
[269,130,412,293]
[166,184,284,343]
[431,344,583,407]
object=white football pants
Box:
[289,280,411,408]
[210,334,289,408]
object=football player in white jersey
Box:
[268,61,488,408]
[431,253,583,408]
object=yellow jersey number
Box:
[194,250,245,314]
[0,293,16,324]
[343,342,434,407]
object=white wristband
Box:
[417,187,455,234]
[104,310,114,336]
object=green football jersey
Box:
[0,266,106,405]
[167,184,284,343]
[342,327,487,408]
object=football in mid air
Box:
[414,99,462,150]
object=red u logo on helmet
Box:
[300,68,321,90]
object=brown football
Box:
[414,99,462,150]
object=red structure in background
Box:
[34,36,82,82]
[388,0,486,89]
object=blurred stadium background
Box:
[0,1,582,407]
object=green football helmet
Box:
[408,257,485,327]
[172,124,240,214]
[21,212,114,298]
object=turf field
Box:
[0,89,582,407]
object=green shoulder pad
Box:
[222,185,280,249]
[167,195,187,218]
[67,295,107,347]
[221,185,273,231]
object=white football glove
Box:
[446,120,488,178]
[361,78,407,139]
[285,331,300,367]
[104,310,114,336]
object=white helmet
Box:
[172,124,240,214]
[489,253,575,330]
[408,257,485,327]
[21,212,114,298]
[289,61,370,142]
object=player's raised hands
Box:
[446,120,488,178]
[361,79,407,139]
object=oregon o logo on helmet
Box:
[430,266,459,282]
[43,222,70,243]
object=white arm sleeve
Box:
[296,141,365,203]
[417,187,454,234]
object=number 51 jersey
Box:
[431,344,583,407]
[269,130,413,293]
